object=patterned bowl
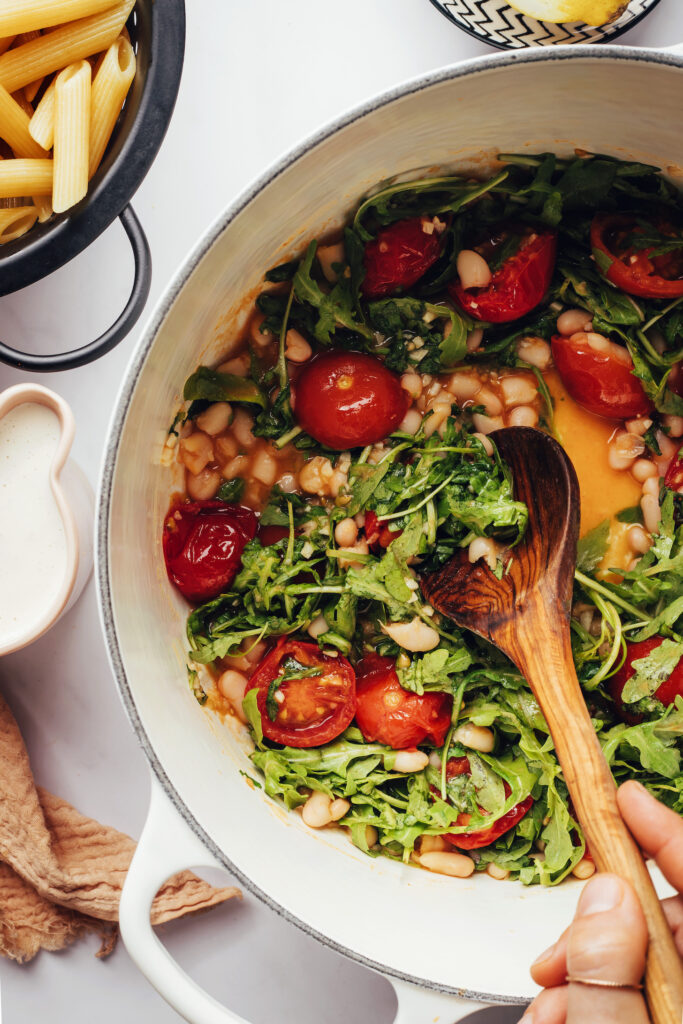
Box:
[428,0,662,48]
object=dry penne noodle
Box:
[0,0,134,94]
[53,60,91,213]
[24,75,42,103]
[11,88,32,117]
[0,1,117,38]
[0,204,38,242]
[0,37,17,56]
[28,74,54,148]
[0,80,46,158]
[89,36,135,178]
[0,158,52,198]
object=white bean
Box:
[196,402,232,436]
[334,518,358,547]
[399,408,422,435]
[218,354,250,377]
[231,409,256,450]
[641,493,661,534]
[476,386,503,417]
[307,614,328,639]
[179,431,214,475]
[217,670,248,723]
[393,750,430,773]
[516,337,551,370]
[249,313,274,349]
[486,863,511,881]
[424,399,452,438]
[418,851,475,878]
[420,835,449,854]
[330,798,351,821]
[302,791,333,829]
[632,459,658,483]
[466,328,484,352]
[625,417,653,437]
[317,241,345,282]
[608,431,646,470]
[222,454,249,481]
[457,249,492,290]
[472,413,504,436]
[215,434,239,463]
[277,472,299,493]
[628,525,653,555]
[365,826,379,848]
[473,432,494,456]
[468,537,498,571]
[556,309,593,336]
[500,376,537,408]
[447,372,481,402]
[381,617,440,652]
[187,467,221,500]
[453,722,495,753]
[642,476,661,497]
[251,449,278,486]
[508,405,539,428]
[582,331,611,354]
[400,372,423,399]
[285,329,312,364]
[572,857,596,880]
[663,415,683,439]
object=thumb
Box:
[566,873,650,1024]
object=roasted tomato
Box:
[609,636,683,724]
[294,351,409,450]
[257,524,290,546]
[591,213,683,299]
[364,510,402,551]
[163,500,256,603]
[362,217,444,299]
[449,228,556,324]
[436,757,533,851]
[355,654,452,749]
[246,638,356,747]
[665,446,683,493]
[551,332,653,419]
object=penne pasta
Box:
[0,80,47,158]
[0,158,52,198]
[52,60,90,213]
[24,75,42,103]
[89,36,135,178]
[0,38,16,57]
[0,204,38,242]
[32,192,52,221]
[0,1,118,39]
[27,73,54,149]
[0,0,134,94]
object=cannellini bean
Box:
[454,722,495,753]
[507,405,539,428]
[476,386,503,416]
[382,617,440,652]
[472,413,504,436]
[656,430,679,459]
[285,328,313,363]
[500,375,537,408]
[516,337,551,370]
[393,749,430,773]
[632,459,658,483]
[215,434,239,463]
[330,798,351,821]
[581,331,612,354]
[572,857,596,880]
[457,249,492,290]
[335,517,358,547]
[447,372,481,403]
[179,431,214,475]
[466,327,484,353]
[299,456,335,496]
[664,415,683,438]
[251,449,278,486]
[608,431,646,469]
[302,791,333,829]
[424,399,452,438]
[307,614,328,639]
[486,863,511,881]
[365,826,379,848]
[642,476,661,497]
[399,408,422,435]
[217,670,248,722]
[473,432,494,456]
[222,454,249,480]
[218,354,250,377]
[232,408,256,449]
[641,493,661,534]
[277,472,299,493]
[468,537,498,571]
[556,308,593,336]
[626,417,653,437]
[317,241,345,282]
[418,850,475,878]
[196,401,232,436]
[249,313,274,348]
[337,538,370,569]
[420,835,449,854]
[401,372,423,399]
[628,525,653,555]
[187,467,221,500]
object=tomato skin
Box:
[294,351,409,450]
[448,230,556,324]
[364,510,402,550]
[665,446,683,493]
[551,333,653,419]
[163,501,256,603]
[362,217,444,299]
[257,524,290,546]
[591,213,683,299]
[434,758,533,850]
[355,655,452,749]
[609,636,683,724]
[246,638,356,748]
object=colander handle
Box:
[121,775,502,1024]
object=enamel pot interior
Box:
[100,48,682,1002]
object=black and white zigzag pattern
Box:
[435,0,656,48]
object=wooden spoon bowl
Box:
[421,426,683,1024]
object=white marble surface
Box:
[0,2,681,1022]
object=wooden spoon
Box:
[421,426,683,1024]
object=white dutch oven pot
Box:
[98,43,682,1024]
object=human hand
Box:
[521,781,683,1023]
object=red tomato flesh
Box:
[609,636,683,724]
[355,654,452,749]
[294,351,409,450]
[364,510,402,551]
[591,213,683,299]
[362,217,444,299]
[551,333,653,419]
[435,757,533,851]
[163,500,256,603]
[449,229,556,324]
[664,445,683,493]
[246,638,356,748]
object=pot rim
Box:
[96,42,682,1001]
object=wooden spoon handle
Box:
[517,612,683,1024]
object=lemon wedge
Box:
[507,0,628,25]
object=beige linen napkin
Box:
[0,692,239,962]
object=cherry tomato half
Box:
[665,446,683,493]
[364,510,402,551]
[355,654,452,749]
[551,333,653,419]
[591,213,683,299]
[609,636,683,724]
[294,351,409,450]
[163,500,256,603]
[362,217,444,300]
[435,757,533,851]
[246,638,356,748]
[449,229,557,324]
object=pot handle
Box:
[0,204,151,373]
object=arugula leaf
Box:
[576,520,610,573]
[216,479,245,503]
[183,367,266,412]
[293,241,373,344]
